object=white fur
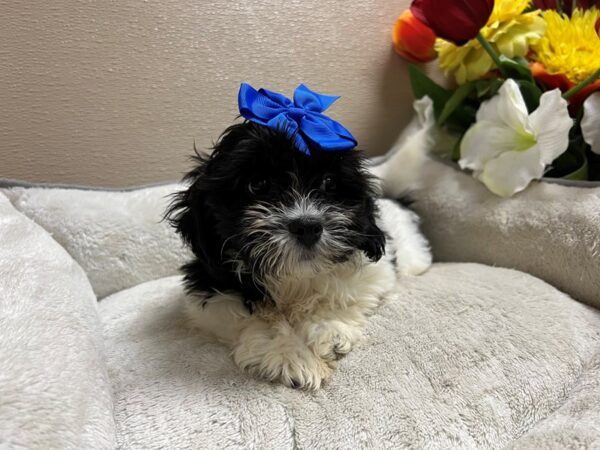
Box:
[378,198,432,276]
[185,199,432,389]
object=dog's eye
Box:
[320,176,337,193]
[248,179,269,195]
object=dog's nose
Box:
[288,218,323,247]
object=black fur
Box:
[166,121,385,310]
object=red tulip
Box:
[392,10,437,63]
[580,0,600,9]
[533,0,600,14]
[410,0,494,45]
[532,0,559,10]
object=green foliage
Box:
[451,134,463,162]
[408,64,451,118]
[474,79,502,98]
[498,55,534,83]
[545,132,589,180]
[408,61,592,180]
[408,65,476,129]
[437,83,475,126]
[546,148,588,180]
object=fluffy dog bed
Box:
[1,177,600,449]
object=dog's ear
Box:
[165,172,227,283]
[167,185,210,259]
[359,217,386,262]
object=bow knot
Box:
[238,83,357,155]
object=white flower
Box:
[581,92,600,155]
[459,79,573,197]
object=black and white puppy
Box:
[167,121,431,389]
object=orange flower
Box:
[530,62,573,91]
[392,10,437,63]
[531,62,600,110]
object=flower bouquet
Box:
[392,0,600,197]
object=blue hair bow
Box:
[238,83,357,155]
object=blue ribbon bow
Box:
[238,83,357,155]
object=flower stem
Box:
[476,33,507,77]
[563,69,600,100]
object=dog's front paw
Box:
[398,256,432,277]
[394,238,432,277]
[302,320,364,363]
[233,321,332,390]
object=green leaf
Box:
[514,56,530,68]
[408,64,451,119]
[545,139,589,180]
[445,104,477,130]
[516,80,542,113]
[438,82,476,126]
[451,134,463,161]
[562,155,589,180]
[474,78,503,99]
[498,55,534,83]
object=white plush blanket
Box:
[412,159,600,310]
[100,267,600,449]
[1,167,600,449]
[2,185,190,299]
[0,194,115,449]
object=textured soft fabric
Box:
[370,105,600,310]
[0,192,116,449]
[99,265,600,449]
[3,168,600,449]
[5,163,600,310]
[410,159,600,310]
[508,352,600,449]
[1,184,190,299]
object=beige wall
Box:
[1,0,413,187]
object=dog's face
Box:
[168,122,385,296]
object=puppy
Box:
[167,121,431,389]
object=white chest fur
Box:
[263,254,397,325]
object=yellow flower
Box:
[437,0,545,84]
[531,8,600,84]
